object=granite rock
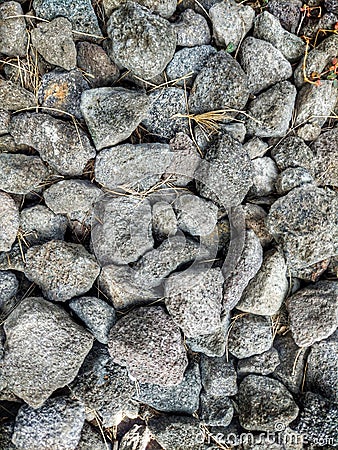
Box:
[237,347,280,376]
[0,192,19,252]
[103,0,176,17]
[311,127,338,186]
[276,167,314,194]
[0,80,35,111]
[200,354,237,396]
[249,157,278,197]
[0,1,27,57]
[173,9,210,47]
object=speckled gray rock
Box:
[200,355,237,396]
[249,157,278,197]
[294,81,338,141]
[209,0,255,50]
[173,9,210,47]
[119,425,149,450]
[200,394,234,427]
[2,297,94,407]
[103,0,176,17]
[223,230,263,312]
[0,2,27,57]
[267,0,302,33]
[0,192,19,253]
[25,241,100,302]
[239,37,292,95]
[286,281,338,347]
[71,344,138,427]
[94,143,173,191]
[243,137,269,159]
[166,46,217,87]
[33,0,102,35]
[165,268,223,338]
[12,397,85,450]
[237,249,289,316]
[237,347,280,376]
[152,201,177,240]
[228,313,273,359]
[326,0,338,13]
[253,12,305,62]
[81,87,150,150]
[20,205,68,245]
[244,203,273,247]
[246,81,297,138]
[174,194,218,236]
[76,422,112,450]
[311,127,338,187]
[266,184,338,270]
[38,69,89,119]
[273,332,308,394]
[0,80,35,111]
[148,415,204,450]
[271,135,314,172]
[31,17,76,71]
[238,375,299,431]
[276,167,314,194]
[136,360,202,414]
[107,2,176,79]
[91,196,153,266]
[10,113,96,176]
[44,180,102,225]
[108,306,188,386]
[0,422,16,450]
[294,393,338,446]
[142,88,188,140]
[0,244,25,272]
[0,110,10,135]
[188,51,250,115]
[195,132,253,208]
[69,297,116,344]
[306,331,338,403]
[0,271,18,311]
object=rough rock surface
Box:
[237,347,280,376]
[0,80,35,111]
[249,157,278,197]
[199,393,234,427]
[200,355,237,396]
[1,297,93,407]
[0,192,19,252]
[152,201,177,240]
[103,0,176,17]
[0,271,19,310]
[108,306,188,386]
[276,167,314,194]
[173,9,210,47]
[76,422,112,450]
[0,1,27,57]
[311,127,338,186]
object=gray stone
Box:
[188,51,250,115]
[0,2,27,57]
[228,313,273,359]
[266,184,338,270]
[243,137,269,159]
[91,196,153,266]
[209,0,255,50]
[0,110,10,135]
[239,37,292,95]
[103,0,176,17]
[276,167,314,194]
[174,193,218,236]
[76,42,119,88]
[286,281,338,347]
[25,240,100,302]
[173,9,210,47]
[152,201,177,240]
[119,425,149,450]
[98,264,158,310]
[237,249,289,316]
[294,393,338,446]
[0,244,25,272]
[238,375,299,432]
[243,204,273,248]
[76,422,112,450]
[200,355,237,396]
[166,45,217,87]
[0,422,16,450]
[237,347,280,376]
[271,135,315,172]
[195,132,253,208]
[107,2,176,79]
[71,344,138,427]
[31,18,77,71]
[223,230,263,312]
[10,113,96,176]
[267,0,302,33]
[273,332,308,394]
[94,143,173,191]
[0,192,19,252]
[200,394,234,427]
[136,360,202,414]
[0,271,18,311]
[249,157,278,197]
[253,11,305,62]
[33,0,102,36]
[108,306,188,386]
[311,127,338,187]
[81,87,150,150]
[2,297,93,407]
[326,0,338,13]
[306,331,338,403]
[69,296,116,344]
[0,80,35,111]
[38,69,89,119]
[148,415,204,450]
[246,81,297,138]
[20,205,68,245]
[165,268,223,338]
[142,88,188,140]
[294,81,338,141]
[12,397,85,450]
[44,179,101,225]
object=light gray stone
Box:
[0,192,19,252]
[0,2,27,57]
[249,157,278,197]
[267,0,302,33]
[152,201,177,240]
[103,0,176,17]
[276,167,314,194]
[0,110,10,135]
[0,80,35,111]
[237,347,280,376]
[243,137,269,159]
[173,9,210,47]
[311,127,338,187]
[271,135,315,172]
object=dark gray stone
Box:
[107,2,176,79]
[0,80,35,111]
[103,0,176,17]
[25,240,100,302]
[173,9,211,47]
[237,347,280,376]
[81,87,150,150]
[200,355,237,396]
[243,203,273,248]
[0,270,18,311]
[311,127,338,187]
[326,0,338,13]
[12,397,85,450]
[2,297,94,407]
[267,0,302,33]
[0,192,19,252]
[108,306,188,386]
[0,1,27,57]
[276,167,314,194]
[200,394,234,427]
[76,422,112,450]
[271,135,314,172]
